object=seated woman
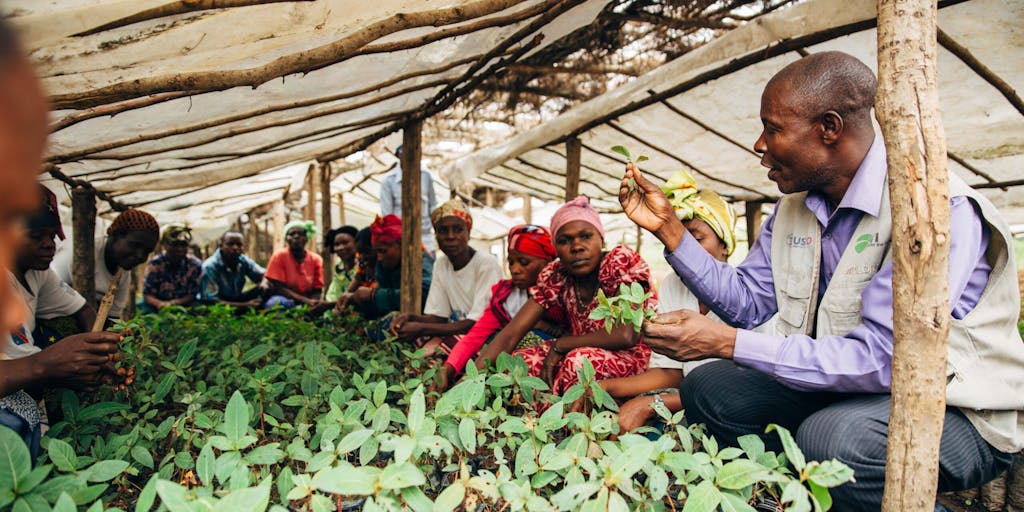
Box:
[389,199,502,354]
[6,186,96,356]
[599,171,740,432]
[323,226,358,302]
[477,196,656,395]
[264,220,326,310]
[140,224,203,313]
[339,215,433,330]
[53,209,160,322]
[437,224,562,391]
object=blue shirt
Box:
[380,165,438,252]
[200,250,266,302]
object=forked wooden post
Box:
[565,136,581,201]
[877,0,951,509]
[72,186,97,307]
[92,269,123,332]
[400,120,424,315]
[320,162,333,291]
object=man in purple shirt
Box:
[620,52,1018,511]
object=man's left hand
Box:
[643,309,737,361]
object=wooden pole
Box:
[522,193,532,224]
[320,162,333,292]
[400,120,423,315]
[71,186,97,307]
[92,269,124,332]
[745,201,763,249]
[304,163,317,222]
[877,0,951,510]
[272,200,285,250]
[565,136,581,201]
[336,193,346,226]
[635,224,643,253]
[262,218,270,262]
[246,209,258,259]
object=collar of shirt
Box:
[804,135,887,227]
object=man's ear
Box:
[819,110,844,145]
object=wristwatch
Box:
[551,339,569,355]
[651,393,665,406]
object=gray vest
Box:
[770,174,1024,452]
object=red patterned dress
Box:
[513,245,656,395]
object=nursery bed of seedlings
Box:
[1,306,852,511]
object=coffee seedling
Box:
[588,282,656,333]
[612,145,649,191]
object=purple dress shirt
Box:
[666,137,992,393]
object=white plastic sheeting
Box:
[444,0,1024,230]
[7,0,610,239]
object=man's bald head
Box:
[766,51,877,132]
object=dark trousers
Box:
[680,360,1013,512]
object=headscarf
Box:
[370,214,402,245]
[284,220,316,239]
[660,170,737,256]
[107,209,159,237]
[324,225,358,249]
[430,198,472,231]
[550,195,604,239]
[161,223,192,246]
[27,185,64,240]
[508,224,555,261]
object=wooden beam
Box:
[272,200,285,249]
[71,186,97,307]
[937,28,1024,117]
[745,201,763,249]
[507,63,640,76]
[320,162,333,293]
[565,136,581,201]
[878,0,950,509]
[400,120,424,315]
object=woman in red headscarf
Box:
[436,224,565,391]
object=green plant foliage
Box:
[19,305,852,511]
[588,282,656,333]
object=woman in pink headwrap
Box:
[436,224,566,391]
[476,196,657,395]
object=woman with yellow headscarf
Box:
[597,170,755,432]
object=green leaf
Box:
[610,146,632,160]
[0,425,32,491]
[337,429,374,455]
[716,459,767,490]
[196,444,214,487]
[458,418,476,453]
[312,465,379,496]
[135,475,158,512]
[400,486,434,512]
[379,462,426,490]
[16,465,51,494]
[809,481,833,511]
[132,446,154,470]
[806,460,855,488]
[175,338,199,369]
[47,438,78,473]
[737,434,764,462]
[373,381,387,407]
[153,374,177,402]
[767,424,805,471]
[781,480,812,512]
[433,481,464,512]
[222,390,250,442]
[682,480,721,512]
[84,460,129,482]
[240,344,272,364]
[646,465,669,499]
[245,444,284,465]
[52,492,77,512]
[79,402,130,422]
[635,155,649,163]
[155,480,193,512]
[718,492,756,512]
[407,386,425,435]
[218,479,271,511]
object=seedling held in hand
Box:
[588,282,656,333]
[612,145,649,191]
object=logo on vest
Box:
[854,233,886,253]
[786,235,814,248]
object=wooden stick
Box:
[92,269,124,332]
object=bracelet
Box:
[551,339,569,355]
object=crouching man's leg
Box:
[796,395,1013,512]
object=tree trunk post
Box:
[320,162,333,292]
[337,193,346,226]
[303,163,317,222]
[246,209,258,260]
[565,136,581,201]
[71,186,97,307]
[745,201,763,250]
[272,200,285,250]
[877,0,951,510]
[522,193,532,224]
[400,120,423,315]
